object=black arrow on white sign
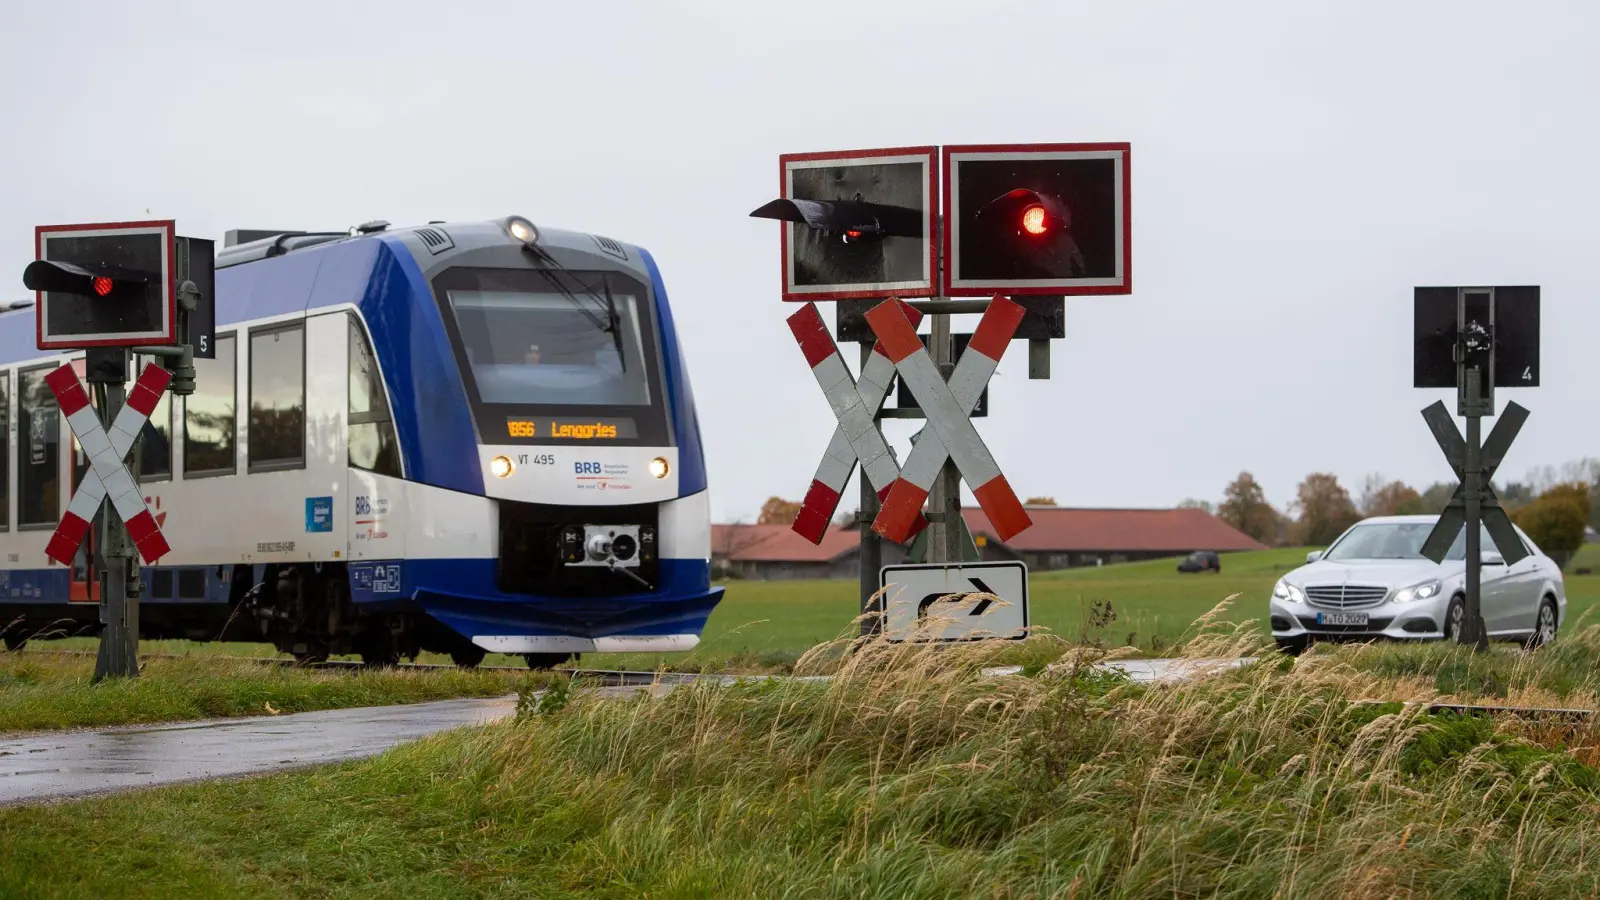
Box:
[916,577,996,619]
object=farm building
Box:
[713,507,1269,581]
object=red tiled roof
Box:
[712,523,859,563]
[714,507,1266,563]
[963,506,1267,553]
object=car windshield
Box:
[1322,521,1499,561]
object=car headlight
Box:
[1273,580,1305,603]
[1393,579,1442,604]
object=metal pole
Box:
[858,341,883,637]
[927,311,960,565]
[1461,367,1488,651]
[91,357,139,681]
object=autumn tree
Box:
[1024,497,1057,506]
[1513,481,1591,568]
[1358,473,1424,517]
[1177,498,1215,515]
[1216,472,1282,545]
[757,496,802,525]
[1418,482,1457,514]
[1290,472,1361,547]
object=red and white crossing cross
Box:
[865,296,1033,544]
[787,300,928,545]
[42,362,173,567]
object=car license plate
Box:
[1316,612,1369,627]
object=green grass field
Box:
[26,545,1600,673]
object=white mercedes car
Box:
[1270,514,1566,653]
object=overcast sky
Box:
[2,1,1596,523]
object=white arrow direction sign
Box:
[43,362,173,567]
[879,560,1029,642]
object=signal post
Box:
[1414,286,1540,650]
[753,143,1131,642]
[21,220,212,680]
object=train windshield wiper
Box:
[523,244,626,371]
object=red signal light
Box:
[845,229,862,239]
[1020,205,1047,235]
[92,277,113,296]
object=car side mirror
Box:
[1306,551,1323,564]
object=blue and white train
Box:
[0,216,723,667]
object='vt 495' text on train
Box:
[0,216,723,667]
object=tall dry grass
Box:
[11,595,1600,896]
[428,595,1600,896]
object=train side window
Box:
[249,324,305,471]
[135,354,173,481]
[184,333,236,477]
[348,316,402,478]
[17,366,60,528]
[0,371,9,532]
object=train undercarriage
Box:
[0,562,578,670]
[253,563,577,669]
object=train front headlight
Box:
[490,455,515,479]
[506,216,539,244]
[649,457,670,479]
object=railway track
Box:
[12,647,725,686]
[15,648,1600,718]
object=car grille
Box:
[1304,584,1390,610]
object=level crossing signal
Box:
[1413,285,1540,648]
[18,219,208,681]
[943,143,1131,296]
[25,220,179,350]
[753,142,1132,641]
[44,362,174,566]
[751,144,1132,300]
[750,146,939,302]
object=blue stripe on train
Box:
[349,557,725,640]
[0,565,240,604]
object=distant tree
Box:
[757,496,802,525]
[1418,482,1457,514]
[712,518,766,579]
[834,507,860,527]
[1496,481,1537,513]
[1290,472,1361,546]
[1024,496,1057,506]
[1217,472,1282,545]
[1358,474,1424,517]
[1177,498,1215,515]
[1513,482,1590,568]
[1542,481,1594,518]
[1525,459,1600,495]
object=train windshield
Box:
[448,291,653,407]
[432,266,671,446]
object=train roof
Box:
[0,216,659,365]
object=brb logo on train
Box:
[574,460,633,492]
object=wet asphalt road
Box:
[0,695,520,807]
[0,657,1252,808]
